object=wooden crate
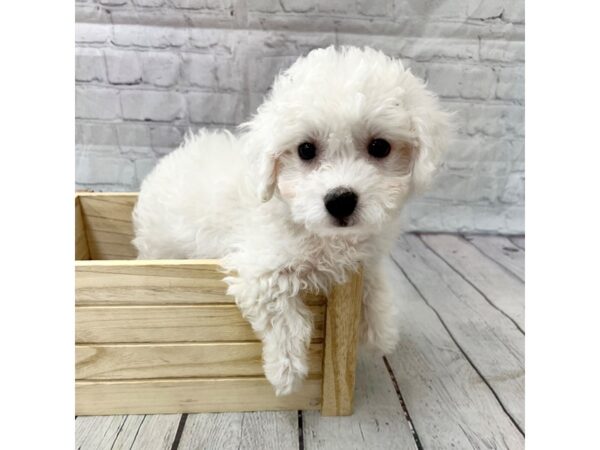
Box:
[75,192,363,416]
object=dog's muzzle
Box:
[324,188,358,224]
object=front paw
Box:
[263,352,308,396]
[359,319,400,355]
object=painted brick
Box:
[357,0,388,16]
[187,92,244,124]
[112,24,188,48]
[76,48,106,82]
[76,122,118,146]
[76,87,121,119]
[281,0,315,13]
[133,0,165,6]
[121,90,186,121]
[249,0,281,13]
[115,123,154,156]
[480,39,525,62]
[76,152,136,186]
[75,23,111,44]
[496,66,524,101]
[141,52,181,87]
[183,54,217,87]
[170,0,206,9]
[150,125,185,154]
[105,50,143,85]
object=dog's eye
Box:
[298,142,317,161]
[368,139,391,158]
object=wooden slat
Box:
[420,233,525,330]
[304,351,418,449]
[76,260,326,306]
[125,415,181,450]
[78,193,138,260]
[76,342,323,379]
[393,235,524,429]
[385,255,524,449]
[510,235,525,250]
[321,271,363,416]
[76,377,322,415]
[75,196,91,261]
[76,304,325,343]
[76,260,230,305]
[464,234,525,281]
[76,415,181,450]
[75,415,131,449]
[179,412,299,450]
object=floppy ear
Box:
[240,105,280,203]
[410,105,452,192]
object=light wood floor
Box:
[76,233,525,450]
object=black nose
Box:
[324,188,358,220]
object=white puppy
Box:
[132,46,450,395]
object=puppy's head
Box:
[242,46,451,237]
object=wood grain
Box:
[421,233,525,330]
[75,415,181,450]
[75,260,230,305]
[304,351,418,449]
[75,415,132,449]
[76,304,325,343]
[75,196,91,261]
[75,260,326,306]
[77,193,138,260]
[321,271,363,416]
[386,253,524,448]
[510,235,525,250]
[393,235,524,430]
[464,234,525,281]
[76,377,322,415]
[179,412,299,450]
[76,342,323,379]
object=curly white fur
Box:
[132,46,450,395]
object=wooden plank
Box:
[392,235,524,430]
[420,233,525,330]
[75,260,230,305]
[75,196,91,261]
[510,235,525,250]
[75,415,180,450]
[385,255,524,449]
[321,271,363,416]
[75,415,131,449]
[178,412,299,450]
[304,351,418,450]
[76,377,322,415]
[464,234,525,281]
[76,260,326,306]
[76,304,325,343]
[76,342,323,379]
[126,415,181,450]
[78,193,138,260]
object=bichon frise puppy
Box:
[132,46,450,395]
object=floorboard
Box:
[464,234,525,281]
[75,414,180,450]
[303,351,418,450]
[420,234,525,331]
[177,411,299,450]
[392,235,524,430]
[385,254,524,449]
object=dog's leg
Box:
[360,257,401,354]
[226,273,313,396]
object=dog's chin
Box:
[304,218,377,240]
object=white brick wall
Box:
[75,0,525,233]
